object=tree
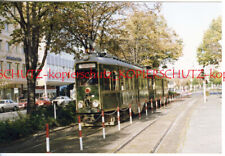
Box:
[0,2,63,114]
[103,5,183,68]
[209,70,222,85]
[192,77,201,86]
[197,16,222,67]
[51,2,130,57]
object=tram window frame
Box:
[144,78,147,89]
[111,71,119,91]
[125,76,129,90]
[131,77,134,90]
[130,74,134,90]
[138,77,142,89]
[142,77,144,89]
[120,76,124,90]
[148,78,153,90]
[128,76,131,90]
[153,78,156,90]
[120,76,126,91]
[103,69,111,90]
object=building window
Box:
[7,62,11,75]
[5,42,10,52]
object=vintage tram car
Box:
[75,53,169,125]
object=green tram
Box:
[75,53,169,125]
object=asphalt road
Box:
[0,110,26,121]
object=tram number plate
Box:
[79,63,96,69]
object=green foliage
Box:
[55,101,77,126]
[103,5,183,68]
[209,70,222,85]
[0,101,76,143]
[51,2,129,57]
[192,78,201,85]
[197,16,222,66]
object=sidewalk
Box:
[181,94,221,153]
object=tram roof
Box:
[75,53,143,71]
[75,53,164,77]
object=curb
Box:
[33,123,78,137]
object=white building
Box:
[0,23,26,101]
[0,21,76,101]
[37,52,75,99]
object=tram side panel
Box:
[100,64,121,112]
[138,75,149,111]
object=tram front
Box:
[75,62,101,117]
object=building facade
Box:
[0,22,76,101]
[37,52,75,99]
[0,23,26,102]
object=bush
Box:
[57,101,77,126]
[0,100,77,143]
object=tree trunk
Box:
[26,74,37,114]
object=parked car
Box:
[52,96,72,106]
[18,99,27,109]
[0,99,19,113]
[36,97,51,106]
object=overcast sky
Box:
[160,2,222,71]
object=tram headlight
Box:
[92,100,99,108]
[78,101,84,108]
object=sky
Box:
[160,2,222,71]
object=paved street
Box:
[0,93,221,153]
[0,110,26,121]
[181,94,221,153]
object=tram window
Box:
[129,78,133,89]
[130,77,133,90]
[120,76,125,90]
[149,78,153,89]
[144,79,146,89]
[131,77,135,90]
[139,78,141,89]
[144,79,147,89]
[76,69,98,86]
[140,78,142,89]
[125,77,129,90]
[111,71,118,90]
[128,77,131,90]
[153,79,156,90]
[142,78,144,89]
[104,72,111,90]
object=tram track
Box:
[113,95,198,153]
[48,98,183,153]
[0,96,193,153]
